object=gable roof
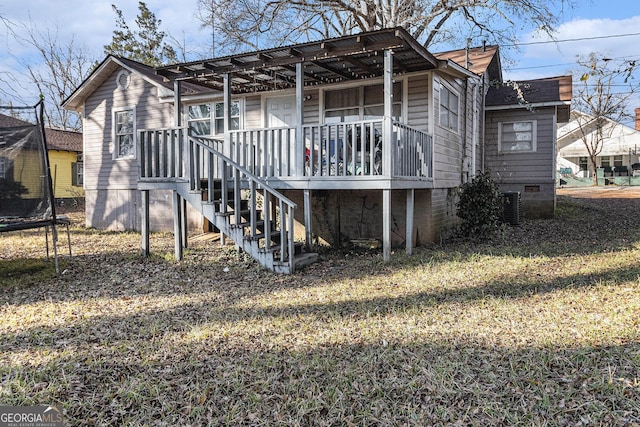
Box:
[63,55,210,112]
[0,113,82,152]
[155,27,475,95]
[433,45,502,81]
[485,75,573,121]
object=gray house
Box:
[485,76,572,218]
[63,56,208,231]
[64,28,570,272]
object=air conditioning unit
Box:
[502,191,521,226]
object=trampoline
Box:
[0,100,71,274]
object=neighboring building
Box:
[0,113,83,202]
[484,76,573,218]
[557,110,640,178]
[63,28,571,272]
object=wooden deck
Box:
[137,120,434,272]
[138,120,434,192]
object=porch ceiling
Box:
[156,27,440,94]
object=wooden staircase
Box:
[139,130,317,274]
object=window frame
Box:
[497,120,538,153]
[614,155,623,167]
[579,157,588,171]
[437,81,459,133]
[72,153,83,187]
[323,82,403,123]
[0,157,5,179]
[186,100,242,137]
[112,106,136,160]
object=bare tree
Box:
[23,27,94,131]
[572,53,638,185]
[0,19,94,131]
[196,0,574,54]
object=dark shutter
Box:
[5,158,14,182]
[71,162,78,186]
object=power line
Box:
[505,55,640,72]
[508,31,640,47]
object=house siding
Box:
[485,107,557,218]
[406,75,429,132]
[432,74,467,189]
[82,66,200,231]
[48,150,84,199]
[244,95,262,128]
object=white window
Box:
[188,104,212,136]
[438,82,459,132]
[214,101,240,134]
[113,107,135,159]
[498,120,537,152]
[0,157,5,179]
[187,101,240,136]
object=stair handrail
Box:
[191,135,297,209]
[191,135,298,272]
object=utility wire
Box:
[507,31,640,47]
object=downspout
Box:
[481,74,486,172]
[471,79,479,177]
[461,78,469,184]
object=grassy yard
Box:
[1,192,640,426]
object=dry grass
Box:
[1,192,640,426]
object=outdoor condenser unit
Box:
[502,191,521,226]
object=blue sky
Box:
[1,0,639,111]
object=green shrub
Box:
[456,171,503,239]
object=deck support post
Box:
[141,189,150,257]
[223,73,231,158]
[383,49,394,177]
[296,62,304,177]
[304,189,312,249]
[406,189,415,255]
[181,197,188,249]
[383,189,391,262]
[173,191,183,260]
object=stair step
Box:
[216,209,252,218]
[247,230,282,242]
[293,252,319,270]
[230,219,272,230]
[262,241,305,255]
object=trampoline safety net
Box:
[0,101,69,274]
[0,117,53,220]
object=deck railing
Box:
[303,120,383,177]
[139,120,432,182]
[138,127,185,179]
[392,121,432,177]
[229,127,296,178]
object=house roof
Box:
[433,45,502,81]
[485,75,573,121]
[63,56,210,111]
[44,128,82,152]
[0,113,82,152]
[155,27,475,94]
